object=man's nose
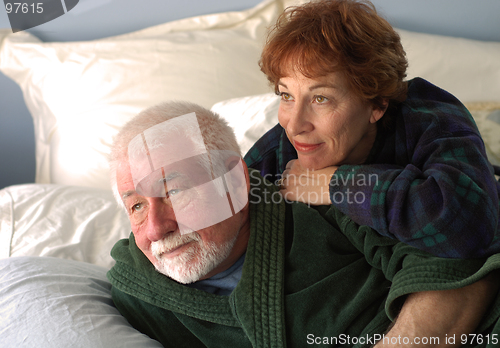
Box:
[146,199,177,242]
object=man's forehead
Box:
[128,113,206,188]
[145,134,202,166]
[130,143,200,172]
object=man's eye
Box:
[131,203,143,212]
[168,188,181,196]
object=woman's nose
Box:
[145,199,178,242]
[281,103,313,137]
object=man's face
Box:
[116,140,249,284]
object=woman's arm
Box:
[282,128,500,258]
[327,207,500,348]
[376,272,499,347]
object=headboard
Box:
[1,0,499,189]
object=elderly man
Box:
[107,101,500,348]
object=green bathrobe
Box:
[107,170,500,347]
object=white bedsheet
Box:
[0,184,130,268]
[0,256,163,347]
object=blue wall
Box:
[372,0,500,42]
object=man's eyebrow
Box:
[162,171,182,182]
[120,171,184,201]
[158,170,183,188]
[122,190,136,201]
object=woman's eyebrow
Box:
[308,83,338,91]
[277,80,338,91]
[277,81,287,89]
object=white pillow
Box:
[398,28,500,104]
[0,0,281,190]
[0,184,130,268]
[0,256,163,347]
[211,93,280,154]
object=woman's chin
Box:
[297,157,334,171]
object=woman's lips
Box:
[293,140,323,153]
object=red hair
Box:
[260,0,408,109]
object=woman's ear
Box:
[370,99,389,123]
[224,156,249,214]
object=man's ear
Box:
[370,99,389,124]
[224,156,249,214]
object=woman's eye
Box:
[280,92,293,101]
[314,95,328,103]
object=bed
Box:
[1,0,500,346]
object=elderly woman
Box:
[244,0,500,258]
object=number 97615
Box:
[5,2,43,14]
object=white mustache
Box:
[151,232,201,258]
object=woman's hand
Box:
[278,160,337,206]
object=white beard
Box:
[150,232,237,284]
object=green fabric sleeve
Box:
[325,206,500,321]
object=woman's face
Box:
[277,71,386,170]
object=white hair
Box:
[109,101,241,207]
